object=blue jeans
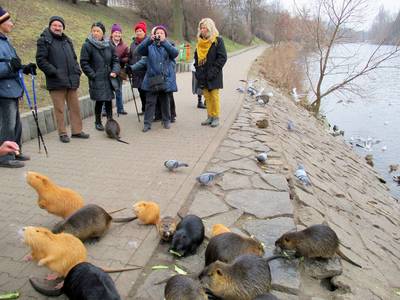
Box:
[0,98,22,162]
[115,86,124,113]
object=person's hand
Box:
[0,141,20,156]
[22,63,37,75]
[10,57,22,73]
[110,72,117,78]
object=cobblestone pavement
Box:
[0,46,265,299]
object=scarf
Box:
[196,35,217,66]
[87,34,110,49]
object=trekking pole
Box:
[127,74,141,123]
[31,72,41,153]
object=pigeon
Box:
[294,164,311,186]
[256,94,270,105]
[255,152,268,163]
[287,120,294,131]
[164,160,189,171]
[196,172,224,186]
[389,164,399,173]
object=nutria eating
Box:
[211,223,231,238]
[52,204,137,242]
[275,224,362,268]
[105,118,129,144]
[26,171,84,219]
[157,216,177,242]
[164,275,208,300]
[199,254,272,300]
[170,214,204,257]
[205,232,264,266]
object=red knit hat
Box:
[134,21,146,33]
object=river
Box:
[310,43,400,200]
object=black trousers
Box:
[138,88,146,113]
[0,98,22,162]
[155,93,176,120]
[144,91,171,127]
[95,101,112,122]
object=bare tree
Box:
[172,0,184,41]
[298,0,400,115]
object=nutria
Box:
[199,254,272,300]
[170,214,204,257]
[275,224,362,268]
[26,171,84,219]
[157,216,177,242]
[133,201,160,225]
[211,224,231,238]
[256,119,269,129]
[164,275,208,300]
[205,232,264,266]
[105,118,129,144]
[52,204,137,242]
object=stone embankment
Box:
[129,56,400,299]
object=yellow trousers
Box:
[203,89,220,118]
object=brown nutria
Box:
[170,215,205,257]
[157,216,177,242]
[275,224,362,268]
[21,226,87,277]
[199,254,273,300]
[105,118,129,144]
[52,204,137,242]
[164,275,208,300]
[26,171,84,219]
[256,119,269,129]
[211,224,231,238]
[133,201,160,225]
[205,232,264,266]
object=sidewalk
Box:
[0,46,266,299]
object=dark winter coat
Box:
[0,33,23,99]
[194,36,227,90]
[135,37,179,93]
[80,37,120,101]
[63,262,121,300]
[36,28,81,91]
[128,37,146,88]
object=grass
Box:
[4,0,251,110]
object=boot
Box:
[201,116,213,126]
[197,96,206,109]
[95,114,104,131]
[210,117,219,127]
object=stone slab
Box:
[270,259,300,295]
[260,174,289,191]
[188,190,229,218]
[303,257,343,279]
[218,172,252,190]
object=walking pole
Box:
[127,74,141,123]
[31,72,41,153]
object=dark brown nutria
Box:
[256,119,269,129]
[170,214,205,257]
[275,224,362,268]
[199,254,273,300]
[205,232,264,266]
[52,204,136,242]
[105,118,129,144]
[164,275,208,300]
[157,216,177,242]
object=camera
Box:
[155,35,161,42]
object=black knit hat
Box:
[92,21,105,34]
[49,16,65,29]
[0,7,10,25]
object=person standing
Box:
[128,21,147,115]
[80,22,120,131]
[36,16,89,143]
[0,7,35,168]
[109,23,129,115]
[135,25,178,132]
[191,60,206,109]
[194,18,227,128]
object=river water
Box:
[309,43,400,200]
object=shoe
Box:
[118,111,128,115]
[0,159,25,168]
[201,116,213,126]
[15,153,30,161]
[171,117,176,123]
[142,125,151,132]
[210,117,220,127]
[163,122,171,129]
[59,134,70,143]
[197,100,206,109]
[95,123,104,131]
[71,132,90,139]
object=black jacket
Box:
[128,38,146,88]
[194,36,227,90]
[36,28,81,90]
[80,38,120,101]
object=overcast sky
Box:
[280,0,400,30]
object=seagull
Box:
[255,152,268,163]
[164,160,189,171]
[196,172,224,186]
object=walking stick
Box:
[127,74,141,123]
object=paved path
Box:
[0,46,265,299]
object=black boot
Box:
[95,114,104,131]
[197,96,206,109]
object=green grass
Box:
[4,0,250,110]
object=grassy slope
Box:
[5,0,249,109]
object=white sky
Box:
[279,0,400,30]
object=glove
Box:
[125,64,133,75]
[22,63,37,75]
[9,57,22,73]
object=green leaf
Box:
[169,249,182,257]
[0,292,19,299]
[174,265,187,275]
[151,265,169,270]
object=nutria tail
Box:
[265,255,287,262]
[101,266,143,273]
[336,249,362,268]
[111,216,137,223]
[116,138,129,144]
